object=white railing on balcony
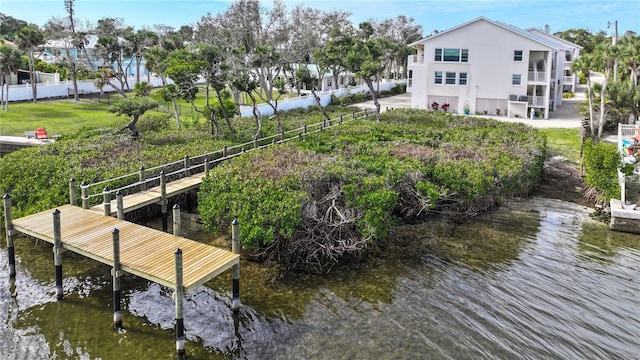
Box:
[528,71,547,82]
[408,54,424,65]
[527,96,546,107]
[563,76,574,84]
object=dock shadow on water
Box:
[2,197,640,359]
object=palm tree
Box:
[618,35,640,88]
[572,54,595,135]
[593,43,620,137]
[16,25,44,102]
[0,44,23,111]
[144,45,169,85]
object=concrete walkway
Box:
[356,85,587,129]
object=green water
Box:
[2,198,640,359]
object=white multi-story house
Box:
[407,17,582,119]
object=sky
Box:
[1,0,638,37]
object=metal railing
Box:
[527,71,547,82]
[72,110,375,208]
[527,96,546,107]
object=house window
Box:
[512,74,522,85]
[459,72,468,85]
[445,72,456,84]
[435,48,442,61]
[435,48,469,62]
[435,71,443,84]
[514,50,523,61]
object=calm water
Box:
[2,198,640,359]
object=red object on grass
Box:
[36,127,48,139]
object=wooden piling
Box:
[53,209,63,300]
[174,248,185,359]
[280,130,285,141]
[253,138,258,149]
[160,170,168,232]
[340,114,343,124]
[103,187,111,216]
[231,218,241,312]
[303,124,307,135]
[112,228,123,329]
[69,178,76,206]
[204,156,210,176]
[223,145,228,158]
[173,204,181,237]
[116,190,124,220]
[3,194,16,278]
[81,181,89,209]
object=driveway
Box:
[355,87,585,129]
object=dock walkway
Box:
[11,204,238,292]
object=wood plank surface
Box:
[89,173,205,215]
[12,205,238,292]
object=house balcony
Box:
[528,71,547,82]
[408,54,424,65]
[563,76,574,84]
[528,95,546,107]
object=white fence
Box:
[239,80,404,117]
[2,76,404,118]
[0,76,167,102]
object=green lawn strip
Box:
[0,99,125,136]
[538,128,582,164]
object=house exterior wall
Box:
[408,18,575,119]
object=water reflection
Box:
[2,197,640,359]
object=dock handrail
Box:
[75,110,373,207]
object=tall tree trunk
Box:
[586,75,595,136]
[309,86,330,121]
[215,90,235,135]
[598,69,611,138]
[364,78,381,121]
[1,76,5,111]
[136,56,141,84]
[247,91,262,140]
[1,77,6,111]
[27,51,37,102]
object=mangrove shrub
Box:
[198,109,546,272]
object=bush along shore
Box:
[198,109,546,273]
[1,108,545,273]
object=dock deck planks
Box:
[90,173,206,215]
[11,204,238,292]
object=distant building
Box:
[40,35,148,78]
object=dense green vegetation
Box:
[582,139,622,202]
[0,105,363,218]
[198,109,546,272]
[1,106,547,273]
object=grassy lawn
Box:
[0,99,125,136]
[538,128,582,164]
[0,86,303,137]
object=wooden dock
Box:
[11,204,238,292]
[89,173,205,216]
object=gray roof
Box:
[410,17,569,51]
[525,28,584,49]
